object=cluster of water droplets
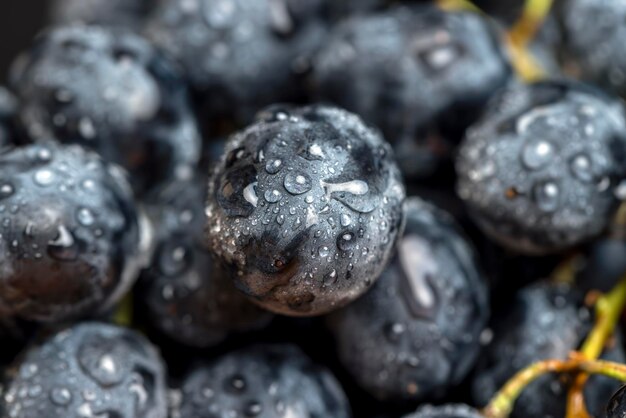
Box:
[465,102,612,209]
[3,324,167,418]
[13,25,202,194]
[146,0,328,124]
[205,106,404,314]
[177,346,350,418]
[457,83,626,252]
[0,143,146,320]
[0,146,97,263]
[180,373,283,417]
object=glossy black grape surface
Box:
[313,5,511,179]
[11,25,201,194]
[328,198,488,401]
[140,175,273,348]
[146,0,327,123]
[173,344,351,418]
[457,80,626,254]
[205,104,405,316]
[607,384,626,418]
[2,322,168,418]
[557,0,626,98]
[0,142,145,322]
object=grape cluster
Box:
[0,1,625,418]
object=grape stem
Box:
[550,253,583,284]
[483,275,626,418]
[565,275,626,417]
[508,0,553,47]
[112,292,134,327]
[506,0,553,81]
[580,276,626,358]
[482,356,626,418]
[567,374,591,418]
[437,0,551,80]
[436,0,482,12]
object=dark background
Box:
[0,4,47,81]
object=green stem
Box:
[580,276,626,358]
[564,275,626,417]
[508,0,554,47]
[436,0,482,13]
[483,358,626,418]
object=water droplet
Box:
[162,284,174,300]
[265,159,282,174]
[305,206,319,228]
[533,181,560,212]
[322,179,375,213]
[384,322,406,343]
[202,387,214,399]
[521,140,554,170]
[516,106,554,133]
[204,0,236,28]
[78,338,127,387]
[50,388,72,406]
[245,400,263,417]
[468,160,495,181]
[420,43,461,71]
[0,183,14,200]
[269,0,293,37]
[615,181,626,200]
[179,210,193,224]
[308,143,324,159]
[55,89,73,104]
[284,172,312,195]
[228,375,247,393]
[159,244,190,277]
[76,208,95,226]
[81,179,96,190]
[264,189,282,203]
[340,214,352,227]
[598,177,611,192]
[570,153,593,183]
[21,363,38,378]
[47,225,79,261]
[226,147,247,166]
[243,182,259,207]
[34,169,55,186]
[98,355,117,375]
[24,221,34,237]
[78,117,96,139]
[36,147,52,162]
[323,179,368,196]
[129,372,149,407]
[318,246,330,257]
[323,269,338,286]
[337,231,356,251]
[407,356,420,368]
